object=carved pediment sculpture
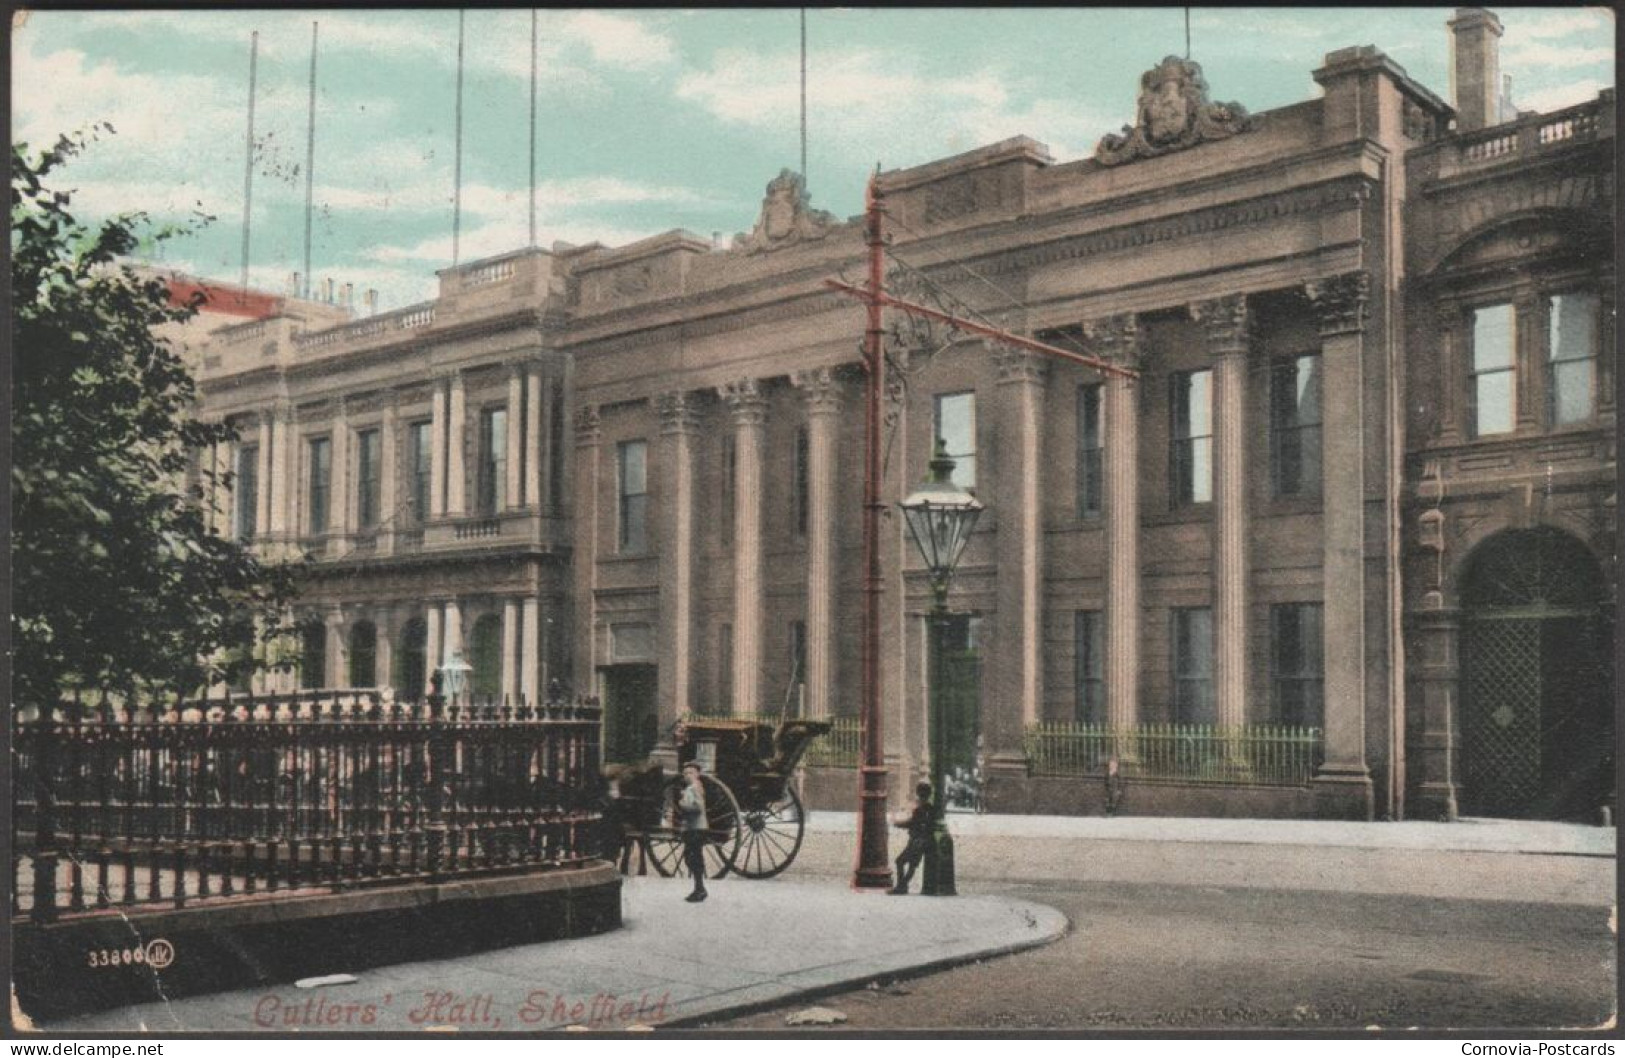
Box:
[1094,56,1255,167]
[733,168,836,254]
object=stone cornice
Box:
[718,378,768,425]
[575,405,602,446]
[791,367,843,414]
[1079,313,1140,364]
[1190,293,1251,356]
[1304,271,1371,337]
[656,390,702,435]
[994,347,1052,386]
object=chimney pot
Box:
[1448,7,1505,132]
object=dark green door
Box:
[936,616,982,811]
[1459,528,1612,820]
[602,664,658,765]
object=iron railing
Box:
[13,689,603,923]
[677,710,860,769]
[1024,722,1324,785]
[801,716,861,769]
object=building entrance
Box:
[602,663,658,765]
[937,616,983,812]
[1459,529,1611,820]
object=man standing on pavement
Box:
[889,782,935,894]
[679,761,709,902]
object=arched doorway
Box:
[348,621,377,687]
[470,613,503,702]
[396,617,427,701]
[1459,528,1612,819]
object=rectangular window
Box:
[1548,292,1597,426]
[1272,603,1325,728]
[1074,610,1105,724]
[793,426,810,535]
[479,407,507,516]
[1469,303,1515,437]
[1269,354,1323,498]
[788,620,807,712]
[1076,385,1104,518]
[718,623,734,714]
[934,391,977,490]
[720,435,736,544]
[1171,607,1214,724]
[409,421,432,524]
[306,437,331,535]
[618,439,648,553]
[1170,370,1213,505]
[355,428,381,530]
[236,444,259,541]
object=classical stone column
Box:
[573,405,602,685]
[656,390,699,735]
[990,348,1049,772]
[502,598,520,704]
[793,369,841,719]
[525,367,543,508]
[720,379,767,716]
[430,379,448,519]
[330,404,350,537]
[520,597,539,706]
[506,365,525,509]
[374,606,395,695]
[255,419,272,536]
[443,599,464,670]
[325,608,346,689]
[1083,314,1141,732]
[446,371,467,517]
[1305,271,1375,815]
[1193,294,1251,731]
[425,605,442,693]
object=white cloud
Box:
[311,174,717,218]
[363,217,662,267]
[1503,8,1613,43]
[677,48,1112,163]
[1515,77,1612,113]
[1502,40,1613,68]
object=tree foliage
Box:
[12,128,298,703]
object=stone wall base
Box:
[15,862,622,1023]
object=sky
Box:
[12,7,1615,311]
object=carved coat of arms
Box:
[733,168,836,253]
[1095,56,1255,166]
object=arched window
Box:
[299,620,326,690]
[470,613,503,702]
[349,620,378,688]
[396,617,427,700]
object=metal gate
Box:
[1461,616,1543,817]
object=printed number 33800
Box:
[87,946,148,967]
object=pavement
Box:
[44,875,1068,1033]
[809,811,1617,857]
[39,812,1612,1033]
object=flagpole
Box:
[529,9,538,248]
[453,9,466,266]
[303,21,318,299]
[241,30,258,300]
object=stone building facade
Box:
[189,8,1614,822]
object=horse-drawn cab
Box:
[607,713,830,880]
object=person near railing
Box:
[888,782,935,895]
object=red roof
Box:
[164,278,284,320]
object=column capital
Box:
[994,346,1052,386]
[1305,271,1371,337]
[656,390,702,435]
[718,378,768,425]
[1080,312,1140,365]
[791,367,842,416]
[1190,293,1251,357]
[575,404,602,447]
